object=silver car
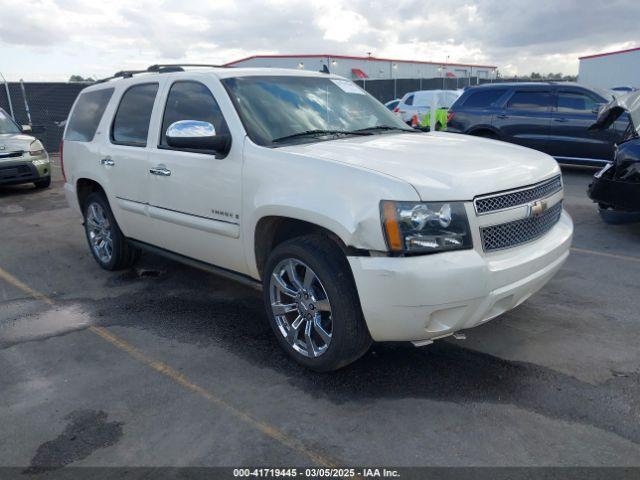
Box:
[0,108,50,189]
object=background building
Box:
[224,54,497,81]
[578,47,640,89]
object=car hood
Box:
[590,91,640,134]
[279,132,560,201]
[0,133,36,152]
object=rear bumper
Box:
[348,210,573,342]
[64,181,82,214]
[0,159,50,186]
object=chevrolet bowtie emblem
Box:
[528,200,548,217]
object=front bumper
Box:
[0,157,50,186]
[348,210,573,342]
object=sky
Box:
[0,0,637,81]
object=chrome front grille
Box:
[480,202,563,252]
[474,175,562,215]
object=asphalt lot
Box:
[1,158,639,470]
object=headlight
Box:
[381,200,472,254]
[29,140,46,157]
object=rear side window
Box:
[557,91,598,113]
[461,89,506,108]
[65,88,114,142]
[507,91,552,111]
[159,81,229,148]
[404,95,414,106]
[112,83,159,146]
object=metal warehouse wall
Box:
[0,82,87,153]
[230,56,495,81]
[579,50,640,89]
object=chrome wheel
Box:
[269,258,333,358]
[86,202,113,264]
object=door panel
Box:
[147,80,245,274]
[548,90,613,161]
[493,90,553,153]
[101,83,160,239]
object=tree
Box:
[68,75,95,83]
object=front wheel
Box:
[34,176,51,189]
[263,235,372,371]
[83,192,139,270]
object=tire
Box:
[598,207,640,225]
[263,235,372,371]
[34,176,51,189]
[82,191,140,270]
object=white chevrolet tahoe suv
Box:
[62,65,573,371]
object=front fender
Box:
[241,141,419,277]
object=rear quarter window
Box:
[65,88,114,142]
[460,89,507,109]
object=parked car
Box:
[0,108,50,189]
[588,91,640,223]
[447,82,625,166]
[396,89,461,128]
[610,86,637,94]
[384,99,400,111]
[62,65,573,371]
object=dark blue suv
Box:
[447,83,626,166]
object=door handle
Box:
[554,117,569,123]
[496,114,507,119]
[100,157,115,166]
[149,166,171,176]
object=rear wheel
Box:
[82,192,139,270]
[263,235,372,371]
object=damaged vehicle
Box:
[588,91,640,223]
[62,65,573,371]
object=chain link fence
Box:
[0,82,88,153]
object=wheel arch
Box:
[76,177,106,210]
[253,215,366,280]
[466,125,502,139]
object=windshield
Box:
[0,109,20,135]
[222,75,413,146]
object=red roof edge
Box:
[579,46,640,60]
[223,54,497,69]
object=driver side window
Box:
[160,81,229,148]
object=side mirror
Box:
[21,125,31,133]
[165,120,230,155]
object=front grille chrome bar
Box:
[474,175,562,215]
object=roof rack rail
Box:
[95,69,148,84]
[95,63,232,84]
[147,63,231,71]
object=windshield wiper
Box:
[271,129,369,143]
[351,125,418,133]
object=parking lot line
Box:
[0,265,337,468]
[571,247,640,263]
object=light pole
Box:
[0,71,15,120]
